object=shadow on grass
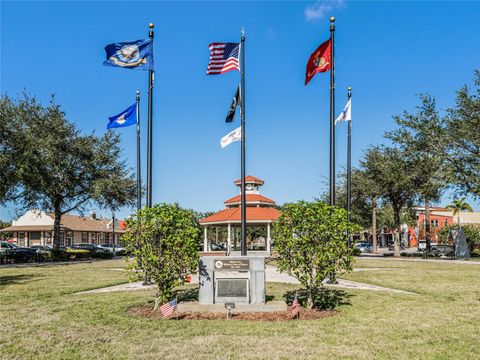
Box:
[284,287,353,310]
[0,274,39,288]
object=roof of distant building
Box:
[0,210,126,233]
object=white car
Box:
[418,240,438,251]
[98,243,127,255]
[355,242,372,253]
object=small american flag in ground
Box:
[290,293,300,317]
[206,42,240,75]
[160,299,177,318]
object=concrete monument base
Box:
[199,255,266,305]
[178,301,287,313]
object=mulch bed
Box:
[131,306,336,321]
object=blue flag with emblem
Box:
[107,103,137,129]
[103,39,154,71]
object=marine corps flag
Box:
[305,38,331,85]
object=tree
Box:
[442,70,480,198]
[0,221,12,240]
[272,200,357,308]
[386,94,446,251]
[123,204,200,310]
[361,146,417,256]
[350,168,383,253]
[446,198,473,225]
[0,94,137,249]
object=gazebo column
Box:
[227,223,232,254]
[203,226,208,252]
[267,223,272,253]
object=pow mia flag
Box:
[226,85,240,123]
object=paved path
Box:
[78,265,414,295]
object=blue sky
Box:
[1,1,479,221]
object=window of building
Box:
[60,232,65,247]
[90,232,96,244]
[444,219,448,227]
[30,231,41,240]
[66,231,73,246]
[44,232,52,246]
[18,232,25,247]
[81,232,88,242]
[431,220,439,228]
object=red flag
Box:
[305,38,332,85]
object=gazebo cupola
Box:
[224,176,276,208]
[199,175,281,255]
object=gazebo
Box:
[199,176,281,255]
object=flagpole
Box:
[146,23,154,208]
[329,17,336,206]
[136,90,146,280]
[347,86,352,222]
[240,29,247,256]
[136,91,142,212]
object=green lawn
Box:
[1,259,479,359]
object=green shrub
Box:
[36,252,52,262]
[91,251,114,259]
[124,203,200,310]
[273,200,359,309]
[352,248,362,256]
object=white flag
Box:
[220,126,242,148]
[335,98,352,125]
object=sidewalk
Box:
[77,264,414,295]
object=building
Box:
[199,176,281,254]
[406,206,480,246]
[0,210,126,247]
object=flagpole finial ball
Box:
[136,90,140,95]
[149,23,154,29]
[348,86,352,91]
[330,16,335,23]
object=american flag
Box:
[206,43,240,75]
[160,299,177,318]
[290,293,300,317]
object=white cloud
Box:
[304,0,345,22]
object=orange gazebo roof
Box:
[199,207,281,224]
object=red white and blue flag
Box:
[160,299,177,318]
[290,293,300,317]
[206,43,240,75]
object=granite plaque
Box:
[216,278,248,298]
[214,259,250,270]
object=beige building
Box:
[430,209,480,225]
[0,210,125,247]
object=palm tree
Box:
[446,198,473,225]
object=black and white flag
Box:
[226,85,240,123]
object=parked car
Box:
[98,243,127,255]
[388,242,406,251]
[30,245,52,254]
[355,242,373,253]
[418,240,438,251]
[211,243,227,251]
[1,241,37,262]
[71,243,109,253]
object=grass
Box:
[1,259,479,359]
